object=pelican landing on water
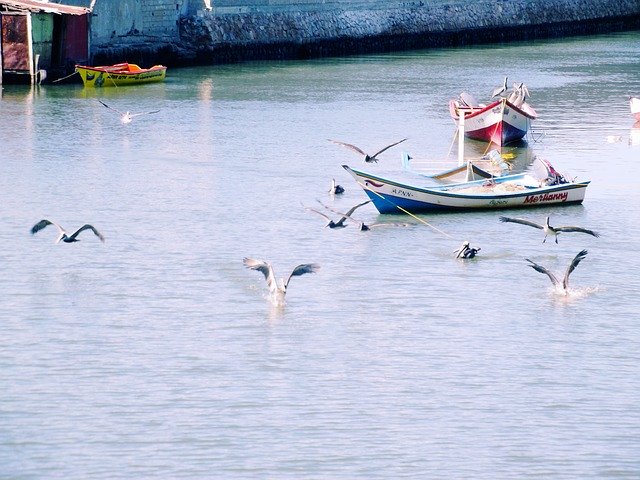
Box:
[98,100,159,124]
[499,216,599,244]
[304,200,371,228]
[328,138,408,163]
[31,219,105,243]
[243,258,320,305]
[526,250,588,294]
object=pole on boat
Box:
[458,110,465,166]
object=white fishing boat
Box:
[343,158,590,214]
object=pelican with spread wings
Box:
[328,138,407,163]
[98,100,159,124]
[499,216,599,244]
[31,219,105,243]
[526,250,588,294]
[304,200,371,228]
[243,258,320,305]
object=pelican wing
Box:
[98,100,125,116]
[69,224,105,242]
[284,263,320,288]
[555,226,600,237]
[328,139,367,157]
[30,219,63,235]
[243,257,277,293]
[343,200,371,218]
[526,259,560,287]
[562,249,588,290]
[499,216,544,230]
[371,138,408,158]
[130,110,160,118]
[304,206,332,223]
[367,222,410,229]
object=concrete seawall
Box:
[92,0,640,66]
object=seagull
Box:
[491,76,508,98]
[526,249,588,294]
[499,216,599,244]
[304,200,371,228]
[320,203,409,231]
[328,138,408,163]
[98,100,159,124]
[329,178,345,195]
[30,219,105,243]
[243,258,320,305]
[453,240,481,259]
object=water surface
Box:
[1,31,639,478]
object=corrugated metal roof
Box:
[0,0,90,15]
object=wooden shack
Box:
[1,0,90,84]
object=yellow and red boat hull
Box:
[75,63,167,87]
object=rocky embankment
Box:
[92,0,640,65]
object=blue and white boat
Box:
[343,158,590,214]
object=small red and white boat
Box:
[630,96,640,121]
[449,91,537,146]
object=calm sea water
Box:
[1,31,639,479]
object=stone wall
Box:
[173,0,640,65]
[74,0,640,66]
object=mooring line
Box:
[52,71,79,83]
[356,179,454,239]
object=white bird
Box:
[304,200,371,228]
[98,100,159,124]
[491,76,508,98]
[526,249,588,294]
[243,258,320,305]
[499,216,599,244]
[453,240,481,259]
[31,219,105,243]
[328,138,408,163]
[329,178,345,195]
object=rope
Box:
[51,71,79,83]
[356,179,454,239]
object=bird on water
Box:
[328,138,408,163]
[526,250,588,294]
[304,200,371,228]
[243,258,320,305]
[31,219,105,243]
[453,241,481,259]
[98,100,159,124]
[329,178,345,195]
[499,216,599,244]
[491,76,508,98]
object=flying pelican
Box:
[243,258,320,305]
[321,203,409,231]
[526,249,588,294]
[31,219,105,243]
[304,200,371,228]
[329,178,345,195]
[453,240,481,259]
[499,216,599,244]
[98,100,160,124]
[491,76,508,98]
[328,138,408,163]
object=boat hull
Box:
[75,63,166,87]
[450,98,536,146]
[343,165,590,214]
